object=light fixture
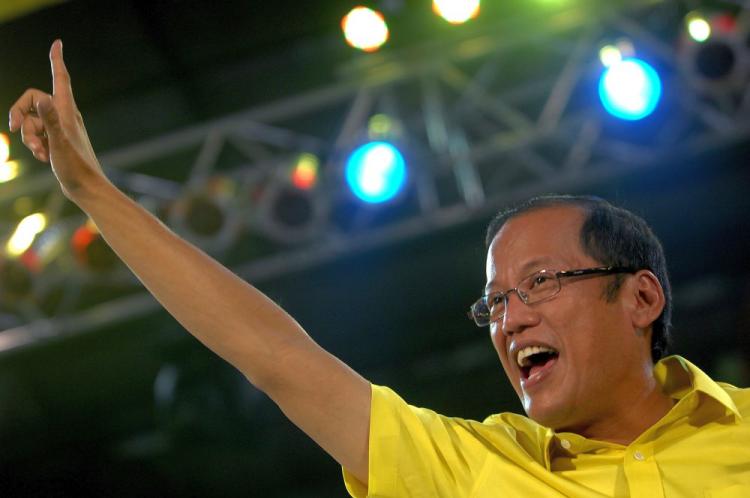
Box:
[345,141,407,204]
[71,218,118,272]
[6,213,47,258]
[598,58,662,121]
[433,0,480,25]
[686,12,711,43]
[341,7,389,52]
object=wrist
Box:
[66,171,119,214]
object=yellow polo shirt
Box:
[343,356,750,497]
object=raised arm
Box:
[9,40,371,483]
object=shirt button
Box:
[560,439,571,450]
[633,451,645,461]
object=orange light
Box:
[72,224,96,255]
[71,219,117,271]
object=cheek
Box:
[541,295,596,359]
[490,327,504,357]
[556,298,627,364]
[491,329,515,377]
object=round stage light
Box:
[368,114,395,138]
[341,7,389,52]
[694,41,736,80]
[184,196,225,237]
[72,219,118,272]
[599,39,636,68]
[291,153,319,190]
[599,45,622,68]
[6,213,47,257]
[256,175,327,244]
[598,58,662,121]
[345,141,407,204]
[0,160,20,183]
[433,0,480,25]
[168,179,240,254]
[686,13,711,43]
[263,186,321,242]
[0,133,9,164]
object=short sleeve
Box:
[342,384,490,498]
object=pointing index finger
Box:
[49,39,72,98]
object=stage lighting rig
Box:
[679,11,749,97]
[168,177,240,254]
[254,154,327,245]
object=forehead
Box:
[486,206,591,281]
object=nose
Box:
[500,291,540,336]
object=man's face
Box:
[486,206,650,432]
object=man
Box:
[9,41,750,497]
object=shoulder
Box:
[371,384,549,454]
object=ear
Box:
[628,270,665,330]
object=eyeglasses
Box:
[467,266,638,327]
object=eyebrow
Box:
[483,257,556,294]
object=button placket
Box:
[624,444,664,498]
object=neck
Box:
[571,371,675,445]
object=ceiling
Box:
[0,1,749,496]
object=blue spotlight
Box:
[598,58,662,120]
[345,141,407,204]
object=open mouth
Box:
[517,347,559,380]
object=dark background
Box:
[0,1,749,496]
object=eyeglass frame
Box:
[467,266,639,327]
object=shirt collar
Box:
[654,355,742,421]
[544,355,741,461]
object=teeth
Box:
[516,345,558,368]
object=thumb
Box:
[35,95,60,132]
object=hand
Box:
[8,40,107,203]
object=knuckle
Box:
[23,88,42,101]
[46,105,61,122]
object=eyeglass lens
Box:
[474,270,561,325]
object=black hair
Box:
[485,194,672,362]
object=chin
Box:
[523,396,570,429]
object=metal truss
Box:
[1,0,749,353]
